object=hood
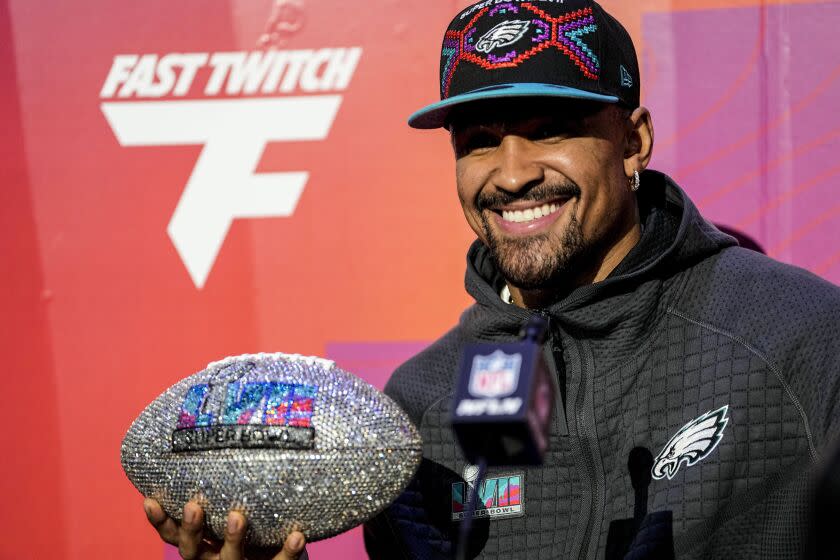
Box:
[461,170,736,352]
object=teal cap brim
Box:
[407,83,620,129]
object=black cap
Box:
[408,0,640,129]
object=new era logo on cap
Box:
[620,64,633,87]
[409,0,640,129]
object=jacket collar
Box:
[460,171,736,344]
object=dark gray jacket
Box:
[364,171,840,559]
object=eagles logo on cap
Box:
[474,19,533,55]
[409,0,641,129]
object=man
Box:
[363,0,840,558]
[145,1,839,558]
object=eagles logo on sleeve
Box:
[652,405,730,480]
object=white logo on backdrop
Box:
[100,48,362,288]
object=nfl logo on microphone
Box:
[469,350,522,398]
[451,334,556,465]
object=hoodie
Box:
[364,170,840,559]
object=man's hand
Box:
[144,498,307,560]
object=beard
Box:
[477,182,590,291]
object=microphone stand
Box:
[455,457,487,560]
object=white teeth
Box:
[502,202,563,224]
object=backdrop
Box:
[3,0,839,558]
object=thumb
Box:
[274,531,306,560]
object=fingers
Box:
[218,514,305,560]
[143,499,305,560]
[274,531,306,560]
[144,498,179,545]
[219,511,246,560]
[177,501,205,559]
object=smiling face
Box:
[450,98,650,300]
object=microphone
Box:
[451,315,556,466]
[450,315,557,560]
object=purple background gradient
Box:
[644,2,840,278]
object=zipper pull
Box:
[539,315,568,437]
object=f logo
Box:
[102,96,342,288]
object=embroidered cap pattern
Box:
[441,3,600,98]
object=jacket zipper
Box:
[575,338,602,560]
[538,312,602,558]
[538,311,568,435]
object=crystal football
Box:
[121,353,422,547]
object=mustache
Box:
[476,181,582,211]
